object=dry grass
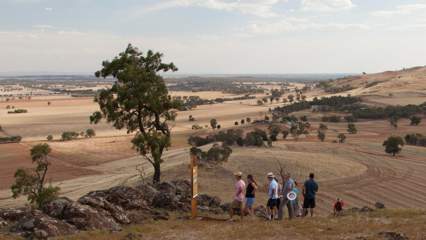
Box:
[50,209,426,240]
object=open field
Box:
[0,74,426,216]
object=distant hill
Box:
[321,66,426,98]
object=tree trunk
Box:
[153,164,161,184]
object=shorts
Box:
[231,199,243,210]
[267,198,278,209]
[246,197,255,208]
[303,198,316,209]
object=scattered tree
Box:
[389,116,399,129]
[383,136,404,156]
[188,115,195,122]
[319,123,328,131]
[46,135,53,141]
[347,123,357,134]
[210,118,218,129]
[11,144,60,208]
[61,131,79,141]
[317,130,326,142]
[85,128,96,138]
[410,116,421,126]
[337,133,346,143]
[246,117,251,123]
[90,44,179,184]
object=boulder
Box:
[11,210,77,238]
[359,206,374,213]
[61,201,121,231]
[254,205,269,219]
[103,186,147,210]
[42,197,73,219]
[151,192,180,210]
[78,194,131,224]
[0,207,29,222]
[375,202,386,209]
[0,217,7,227]
[135,183,159,204]
[197,194,221,208]
[171,180,191,198]
[378,232,409,240]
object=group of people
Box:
[230,171,319,221]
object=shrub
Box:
[282,130,289,139]
[337,133,346,143]
[8,109,28,114]
[319,123,328,131]
[188,115,195,122]
[46,135,53,141]
[268,125,281,142]
[347,123,357,134]
[85,128,96,138]
[405,133,426,147]
[210,119,218,129]
[192,124,203,130]
[410,116,421,126]
[344,115,357,123]
[61,131,79,141]
[0,136,22,143]
[322,115,341,122]
[317,131,326,142]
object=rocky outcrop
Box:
[8,209,77,238]
[375,202,386,209]
[378,232,409,240]
[1,180,221,239]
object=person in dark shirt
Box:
[244,174,257,216]
[302,173,319,217]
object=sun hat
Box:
[267,172,274,178]
[234,171,243,177]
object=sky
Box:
[0,0,426,74]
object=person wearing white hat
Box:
[230,171,246,220]
[266,172,279,220]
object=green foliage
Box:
[317,131,326,142]
[383,136,404,156]
[90,44,178,184]
[191,124,203,130]
[0,135,22,143]
[268,124,281,141]
[46,135,53,141]
[282,130,289,139]
[246,117,251,123]
[389,116,399,129]
[404,133,426,147]
[319,123,328,131]
[322,115,342,123]
[337,133,346,143]
[85,128,96,138]
[410,116,421,126]
[7,109,28,114]
[188,115,195,121]
[11,144,59,208]
[61,131,79,141]
[210,119,218,129]
[347,123,357,134]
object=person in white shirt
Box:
[266,172,279,220]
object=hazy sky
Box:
[1,0,426,74]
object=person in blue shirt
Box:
[303,173,319,217]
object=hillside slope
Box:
[321,66,426,104]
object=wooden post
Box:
[190,153,198,219]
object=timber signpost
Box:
[190,153,198,219]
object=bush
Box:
[322,115,341,122]
[317,131,326,142]
[405,133,426,147]
[85,128,96,138]
[344,115,357,122]
[61,131,79,141]
[207,144,233,162]
[46,135,53,141]
[0,136,22,143]
[347,123,357,134]
[410,116,421,126]
[337,133,346,143]
[268,125,281,141]
[192,124,203,130]
[7,109,28,114]
[188,135,215,147]
[282,130,289,139]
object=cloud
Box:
[301,0,355,12]
[246,18,369,34]
[44,7,53,11]
[141,0,286,18]
[371,3,426,17]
